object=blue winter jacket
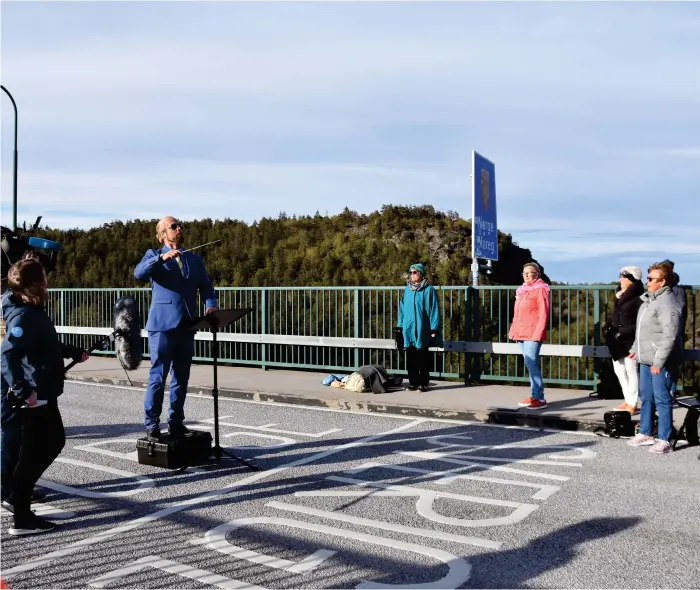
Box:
[1,291,83,405]
[134,245,217,332]
[398,284,443,349]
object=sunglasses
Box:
[646,276,663,282]
[168,222,182,230]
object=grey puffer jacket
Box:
[631,286,683,369]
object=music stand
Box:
[190,308,258,471]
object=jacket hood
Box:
[671,272,680,287]
[1,290,24,319]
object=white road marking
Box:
[73,438,140,462]
[87,555,268,590]
[268,500,502,549]
[426,435,597,459]
[38,458,154,498]
[324,476,539,527]
[201,417,343,438]
[188,516,473,589]
[398,451,571,481]
[189,517,337,572]
[2,419,426,580]
[419,447,583,467]
[222,431,297,449]
[345,461,561,500]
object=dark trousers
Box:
[10,401,65,521]
[406,346,431,387]
[1,397,22,500]
[145,328,195,431]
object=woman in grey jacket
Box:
[627,262,683,454]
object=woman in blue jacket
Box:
[1,256,88,535]
[397,263,443,391]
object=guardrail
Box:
[47,285,699,392]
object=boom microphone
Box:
[114,296,143,371]
[64,295,143,378]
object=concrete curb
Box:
[66,372,609,434]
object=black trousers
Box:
[406,346,431,387]
[9,401,65,521]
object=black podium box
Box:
[136,430,213,469]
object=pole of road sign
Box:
[1,85,19,230]
[470,166,479,287]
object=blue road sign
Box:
[472,151,498,261]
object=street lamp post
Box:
[1,84,19,230]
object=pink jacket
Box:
[509,278,550,342]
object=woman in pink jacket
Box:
[509,262,551,409]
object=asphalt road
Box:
[1,381,698,589]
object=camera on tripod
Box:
[1,216,62,286]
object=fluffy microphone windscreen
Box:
[113,296,143,370]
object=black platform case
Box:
[136,431,213,469]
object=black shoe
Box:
[1,499,14,513]
[31,488,47,503]
[146,427,162,441]
[405,385,418,391]
[9,514,56,536]
[419,385,428,392]
[169,425,194,439]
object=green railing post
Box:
[261,288,268,371]
[593,288,601,393]
[353,288,360,368]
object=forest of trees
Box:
[32,205,552,289]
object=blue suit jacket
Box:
[134,245,218,332]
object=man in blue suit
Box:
[134,216,217,440]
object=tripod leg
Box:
[216,446,259,470]
[212,327,221,458]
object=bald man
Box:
[134,216,217,441]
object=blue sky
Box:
[1,1,699,285]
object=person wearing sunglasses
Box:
[604,266,644,414]
[509,262,551,409]
[397,263,442,392]
[134,216,217,441]
[627,262,683,454]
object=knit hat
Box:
[409,263,426,277]
[620,266,642,282]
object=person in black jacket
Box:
[604,266,644,413]
[658,259,687,397]
[1,256,89,535]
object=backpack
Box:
[594,411,635,438]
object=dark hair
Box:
[647,262,673,284]
[7,256,48,307]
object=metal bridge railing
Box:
[48,285,700,392]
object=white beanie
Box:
[620,266,642,282]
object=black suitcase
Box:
[136,430,213,469]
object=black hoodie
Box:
[668,272,688,329]
[605,280,645,360]
[1,291,83,406]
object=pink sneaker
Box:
[649,440,672,454]
[627,434,655,447]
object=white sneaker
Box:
[627,434,655,447]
